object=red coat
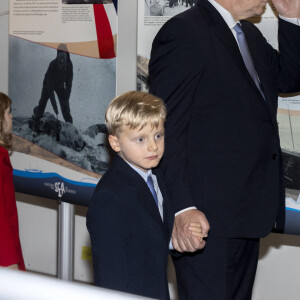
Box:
[0,146,25,270]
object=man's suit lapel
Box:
[198,0,267,106]
[241,21,275,111]
[113,155,165,231]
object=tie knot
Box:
[233,23,243,35]
[147,174,153,185]
[147,175,156,192]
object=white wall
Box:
[0,0,9,93]
[2,0,300,299]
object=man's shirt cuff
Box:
[169,239,173,250]
[175,206,197,216]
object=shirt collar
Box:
[124,159,152,182]
[207,0,238,30]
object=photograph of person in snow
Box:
[31,44,73,133]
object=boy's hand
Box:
[188,223,203,238]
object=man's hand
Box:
[272,0,300,18]
[172,209,210,252]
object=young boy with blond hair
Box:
[87,91,201,299]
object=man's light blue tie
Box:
[233,23,265,101]
[147,175,158,207]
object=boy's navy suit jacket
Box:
[86,154,174,300]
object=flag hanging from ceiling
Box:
[112,0,118,12]
[93,1,118,59]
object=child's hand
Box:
[188,223,203,238]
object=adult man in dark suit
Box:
[149,0,300,298]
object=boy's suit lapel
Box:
[113,155,165,231]
[153,169,174,239]
[136,182,165,228]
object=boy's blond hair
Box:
[105,91,166,136]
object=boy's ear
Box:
[108,135,121,152]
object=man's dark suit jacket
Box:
[86,154,173,300]
[149,0,300,238]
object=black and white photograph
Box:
[62,0,112,4]
[9,36,116,175]
[137,55,149,92]
[144,0,196,16]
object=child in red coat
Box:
[0,92,25,271]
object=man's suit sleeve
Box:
[149,17,203,213]
[278,19,300,92]
[86,189,130,292]
[254,18,300,93]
